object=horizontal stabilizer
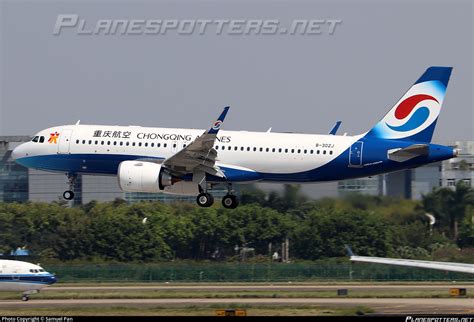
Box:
[388,144,429,162]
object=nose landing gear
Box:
[63,174,76,200]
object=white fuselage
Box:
[0,259,56,292]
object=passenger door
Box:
[58,129,73,154]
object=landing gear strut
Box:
[21,295,29,302]
[63,174,76,200]
[222,184,239,209]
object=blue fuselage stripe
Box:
[15,138,455,183]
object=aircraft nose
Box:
[11,144,25,160]
[46,274,57,285]
[11,143,30,163]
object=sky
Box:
[0,0,472,144]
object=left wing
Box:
[163,106,230,178]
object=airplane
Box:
[12,66,457,208]
[346,246,474,275]
[0,259,57,301]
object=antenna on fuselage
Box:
[75,120,81,125]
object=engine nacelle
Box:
[118,161,174,193]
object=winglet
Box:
[344,245,354,257]
[329,121,342,135]
[207,106,230,135]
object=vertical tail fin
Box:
[364,67,452,143]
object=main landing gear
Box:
[63,174,76,200]
[195,182,239,209]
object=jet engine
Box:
[118,160,177,193]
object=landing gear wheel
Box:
[196,193,214,207]
[63,190,75,200]
[222,194,239,209]
[21,295,29,301]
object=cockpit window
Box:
[32,136,39,142]
[39,136,45,143]
[39,269,44,272]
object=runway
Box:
[1,298,473,314]
[43,283,474,292]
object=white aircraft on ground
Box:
[12,67,457,208]
[0,259,57,301]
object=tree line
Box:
[0,182,472,263]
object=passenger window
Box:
[240,147,244,151]
[310,150,313,154]
[285,149,288,153]
[88,140,92,144]
[330,151,333,155]
[291,149,295,153]
[138,142,142,147]
[259,148,263,152]
[120,142,123,146]
[39,136,45,143]
[157,143,161,147]
[253,147,257,152]
[304,150,307,154]
[101,141,104,145]
[164,143,167,148]
[76,140,79,144]
[317,150,320,154]
[247,147,250,151]
[173,143,176,148]
[278,148,282,153]
[113,141,117,146]
[107,141,111,145]
[228,146,231,150]
[297,149,301,153]
[144,142,148,147]
[265,148,269,152]
[215,146,219,150]
[234,146,238,151]
[323,150,327,155]
[151,143,154,147]
[82,140,86,144]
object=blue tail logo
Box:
[365,66,452,143]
